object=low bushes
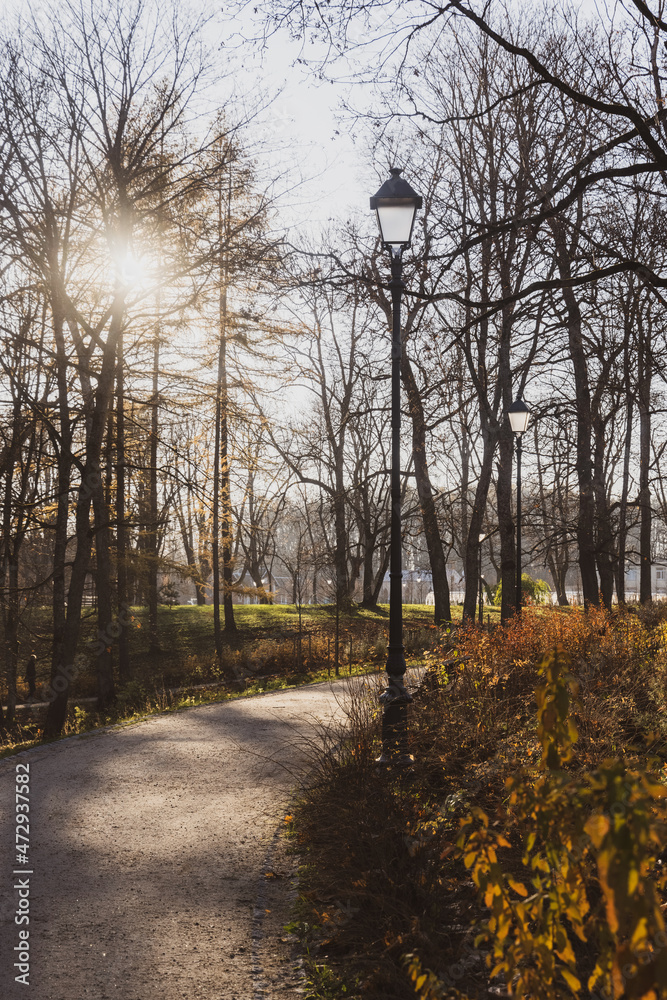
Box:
[291,606,667,999]
[493,573,552,606]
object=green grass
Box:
[9,601,490,698]
[120,600,462,651]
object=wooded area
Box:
[3,0,667,735]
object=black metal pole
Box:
[376,248,412,765]
[516,434,523,616]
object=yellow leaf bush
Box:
[455,647,667,1000]
[407,645,667,1000]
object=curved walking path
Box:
[0,673,418,1000]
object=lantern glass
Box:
[508,399,530,435]
[370,168,422,249]
[376,202,418,247]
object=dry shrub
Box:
[288,677,434,999]
[216,634,346,681]
[432,607,667,761]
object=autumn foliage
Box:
[292,606,667,999]
[450,647,667,1000]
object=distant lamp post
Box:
[508,398,531,615]
[370,167,422,764]
[478,533,486,625]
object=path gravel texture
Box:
[0,673,417,1000]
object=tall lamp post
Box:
[508,398,531,616]
[371,167,422,764]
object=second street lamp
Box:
[370,167,422,764]
[508,398,531,616]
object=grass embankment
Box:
[1,602,477,756]
[289,604,667,1000]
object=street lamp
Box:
[370,167,422,764]
[508,398,531,616]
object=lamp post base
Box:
[374,676,414,765]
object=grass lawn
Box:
[1,600,494,756]
[10,600,497,700]
[115,600,475,657]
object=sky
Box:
[2,0,615,244]
[4,0,604,244]
[1,0,373,239]
[219,0,606,242]
[219,7,370,239]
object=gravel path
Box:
[0,673,411,1000]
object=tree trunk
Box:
[495,288,519,623]
[92,485,115,709]
[497,427,516,623]
[463,426,498,622]
[401,349,451,623]
[4,556,19,722]
[220,329,236,631]
[360,518,379,608]
[45,299,124,737]
[213,158,237,649]
[548,551,569,606]
[369,545,391,608]
[51,305,72,702]
[639,319,652,603]
[535,424,569,605]
[2,465,18,723]
[148,322,160,651]
[177,512,207,605]
[116,332,131,681]
[592,419,615,611]
[549,218,599,607]
[457,346,471,559]
[616,394,633,605]
[333,485,350,608]
[244,502,269,605]
[212,394,222,645]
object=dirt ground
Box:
[0,673,418,1000]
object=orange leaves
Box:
[584,812,610,848]
[505,875,527,896]
[535,646,581,769]
[641,774,667,800]
[560,968,582,994]
[403,954,443,1000]
[434,605,633,700]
